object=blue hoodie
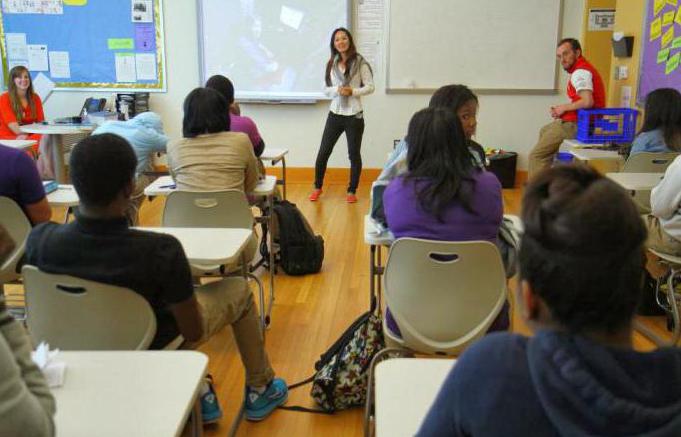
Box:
[92,111,168,176]
[418,330,681,436]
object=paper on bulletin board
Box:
[63,0,87,5]
[358,0,384,32]
[134,24,155,51]
[658,48,670,63]
[588,9,615,31]
[131,0,152,23]
[662,25,675,47]
[665,51,680,74]
[135,53,156,80]
[2,0,63,14]
[27,44,48,71]
[48,51,71,78]
[6,33,28,61]
[32,72,55,102]
[655,0,666,16]
[108,38,134,50]
[663,10,676,26]
[650,16,662,41]
[115,53,137,82]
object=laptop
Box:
[53,98,106,124]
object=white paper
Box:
[358,0,384,32]
[33,72,55,102]
[27,44,48,71]
[115,53,137,82]
[358,39,380,72]
[135,53,156,80]
[280,5,304,30]
[588,8,615,31]
[620,86,632,108]
[49,51,71,78]
[31,342,65,388]
[6,33,28,61]
[2,0,62,14]
[131,0,153,22]
[7,60,28,71]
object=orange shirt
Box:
[0,92,44,139]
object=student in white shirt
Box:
[310,27,374,203]
[646,154,681,275]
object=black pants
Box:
[314,111,365,193]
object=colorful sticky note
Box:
[667,0,678,6]
[651,16,662,41]
[673,36,681,48]
[664,10,676,25]
[134,24,155,52]
[107,38,134,50]
[666,52,680,74]
[655,0,667,15]
[658,48,671,63]
[662,25,675,47]
[676,7,681,25]
[63,0,87,5]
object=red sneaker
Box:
[346,193,358,203]
[309,189,322,201]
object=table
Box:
[375,358,455,437]
[606,172,664,192]
[561,138,624,169]
[260,147,289,199]
[143,175,278,326]
[0,138,37,151]
[53,350,208,437]
[135,227,253,266]
[21,123,94,183]
[46,184,79,223]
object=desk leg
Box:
[377,246,383,310]
[281,156,287,200]
[369,244,376,309]
[63,206,72,224]
[267,193,275,325]
[190,397,204,437]
[50,134,67,184]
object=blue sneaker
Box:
[201,377,223,424]
[245,378,288,421]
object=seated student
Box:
[92,111,169,225]
[24,134,288,423]
[377,84,486,183]
[0,143,51,224]
[418,165,681,436]
[0,224,56,437]
[645,154,681,268]
[205,74,265,157]
[167,87,260,193]
[630,88,681,155]
[383,107,507,336]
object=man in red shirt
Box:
[528,38,606,178]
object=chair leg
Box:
[363,347,414,437]
[247,272,268,331]
[667,268,681,346]
[227,394,245,437]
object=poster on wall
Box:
[639,0,681,103]
[588,9,615,31]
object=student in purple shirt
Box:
[0,144,50,224]
[383,107,505,336]
[205,74,265,156]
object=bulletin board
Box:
[639,0,681,103]
[0,0,166,91]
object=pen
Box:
[159,184,176,189]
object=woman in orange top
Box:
[0,66,44,152]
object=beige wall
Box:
[608,0,646,107]
[581,0,617,92]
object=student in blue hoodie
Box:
[418,164,681,436]
[92,111,168,224]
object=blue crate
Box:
[575,108,638,144]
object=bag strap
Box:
[278,374,335,415]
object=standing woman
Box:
[310,27,374,203]
[0,66,45,153]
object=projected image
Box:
[201,0,348,99]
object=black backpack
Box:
[262,200,324,275]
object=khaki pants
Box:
[125,174,155,226]
[528,120,577,178]
[188,277,274,387]
[645,215,681,256]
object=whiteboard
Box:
[197,0,350,102]
[386,0,562,92]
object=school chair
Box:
[622,152,678,212]
[22,265,157,350]
[162,190,269,328]
[364,238,507,436]
[0,197,31,287]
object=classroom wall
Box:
[41,0,587,171]
[607,0,646,108]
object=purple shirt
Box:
[384,171,503,243]
[230,113,263,152]
[0,144,45,212]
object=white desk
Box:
[144,175,277,197]
[46,184,79,223]
[375,358,455,437]
[561,138,623,163]
[260,147,289,199]
[54,350,208,437]
[0,138,37,150]
[606,172,664,192]
[21,123,94,183]
[135,227,253,266]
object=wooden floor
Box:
[42,181,671,436]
